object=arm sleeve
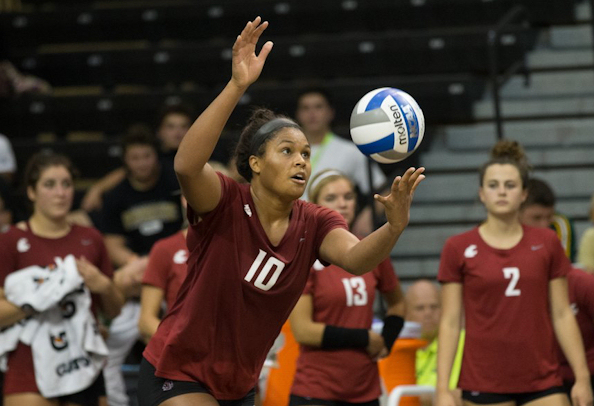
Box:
[0,230,16,286]
[143,240,170,290]
[313,206,349,266]
[547,230,572,280]
[438,237,464,283]
[376,258,399,293]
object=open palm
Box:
[231,17,273,89]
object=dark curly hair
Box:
[233,107,301,182]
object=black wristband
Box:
[382,315,405,353]
[321,325,369,349]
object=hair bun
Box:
[490,140,527,165]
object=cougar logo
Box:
[17,238,30,253]
[464,244,478,258]
[50,332,69,351]
[173,249,188,264]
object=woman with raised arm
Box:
[436,140,592,406]
[137,17,424,406]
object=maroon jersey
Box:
[558,267,594,382]
[0,223,113,395]
[143,174,347,400]
[438,225,571,393]
[291,258,399,402]
[142,230,188,311]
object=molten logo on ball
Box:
[350,87,425,164]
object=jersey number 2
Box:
[244,249,286,291]
[502,267,521,297]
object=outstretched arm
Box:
[319,167,425,275]
[550,277,593,406]
[174,17,273,215]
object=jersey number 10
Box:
[244,249,286,291]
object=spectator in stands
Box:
[437,140,592,406]
[288,169,405,406]
[405,280,463,406]
[578,194,594,274]
[100,128,183,406]
[519,177,577,261]
[81,104,193,212]
[0,151,124,406]
[295,88,386,234]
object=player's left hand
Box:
[571,378,593,406]
[374,167,425,233]
[76,256,111,294]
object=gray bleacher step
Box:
[443,118,594,150]
[391,258,441,279]
[421,146,594,170]
[391,225,469,257]
[414,168,594,203]
[528,49,594,70]
[550,25,593,49]
[473,94,594,119]
[498,70,594,98]
[410,199,591,224]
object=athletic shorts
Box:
[289,394,379,406]
[137,357,256,406]
[3,372,105,406]
[462,386,567,405]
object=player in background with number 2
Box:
[137,17,425,406]
[436,140,592,406]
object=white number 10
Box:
[502,267,521,297]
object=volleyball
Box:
[350,87,425,164]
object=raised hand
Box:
[374,167,425,233]
[231,17,274,89]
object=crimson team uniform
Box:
[143,173,347,400]
[142,230,188,311]
[438,225,571,393]
[291,258,399,403]
[0,224,113,395]
[558,267,594,383]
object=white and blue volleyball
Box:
[350,87,425,164]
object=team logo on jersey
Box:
[50,332,69,351]
[464,244,478,258]
[162,380,174,391]
[173,249,188,264]
[17,237,30,253]
[244,204,252,217]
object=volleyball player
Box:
[289,170,405,406]
[0,152,124,406]
[436,140,592,406]
[137,17,424,406]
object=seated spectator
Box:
[99,128,183,406]
[81,104,193,212]
[405,280,463,406]
[519,177,577,261]
[578,193,594,273]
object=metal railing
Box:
[487,5,531,140]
